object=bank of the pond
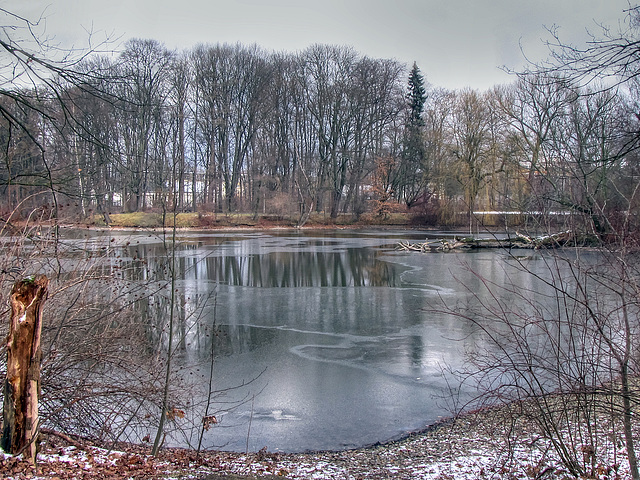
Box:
[2,403,635,479]
[86,211,416,230]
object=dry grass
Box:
[88,211,413,229]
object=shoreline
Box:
[4,402,609,479]
[3,393,636,478]
[163,401,634,479]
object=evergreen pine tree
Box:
[407,62,427,129]
[397,62,428,206]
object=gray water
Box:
[64,228,551,452]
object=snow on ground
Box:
[0,407,633,479]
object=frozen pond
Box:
[61,228,551,452]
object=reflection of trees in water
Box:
[209,324,277,357]
[157,248,404,288]
[104,236,405,288]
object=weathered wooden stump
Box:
[2,275,48,463]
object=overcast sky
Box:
[8,0,636,90]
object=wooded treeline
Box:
[2,32,639,231]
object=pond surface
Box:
[62,228,552,452]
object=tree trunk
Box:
[2,275,48,464]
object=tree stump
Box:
[2,275,48,463]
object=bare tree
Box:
[540,6,640,92]
[442,243,640,478]
[301,45,358,218]
[0,8,115,216]
[0,8,193,454]
[449,89,495,232]
[192,43,272,213]
[343,57,404,216]
[436,7,640,478]
[113,39,174,212]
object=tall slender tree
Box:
[407,62,427,129]
[397,62,428,206]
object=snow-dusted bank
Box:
[1,403,634,479]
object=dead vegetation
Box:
[397,230,601,252]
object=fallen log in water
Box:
[396,237,530,252]
[396,231,599,253]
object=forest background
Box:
[3,4,639,233]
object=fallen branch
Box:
[40,428,87,451]
[397,231,598,253]
[397,237,528,252]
